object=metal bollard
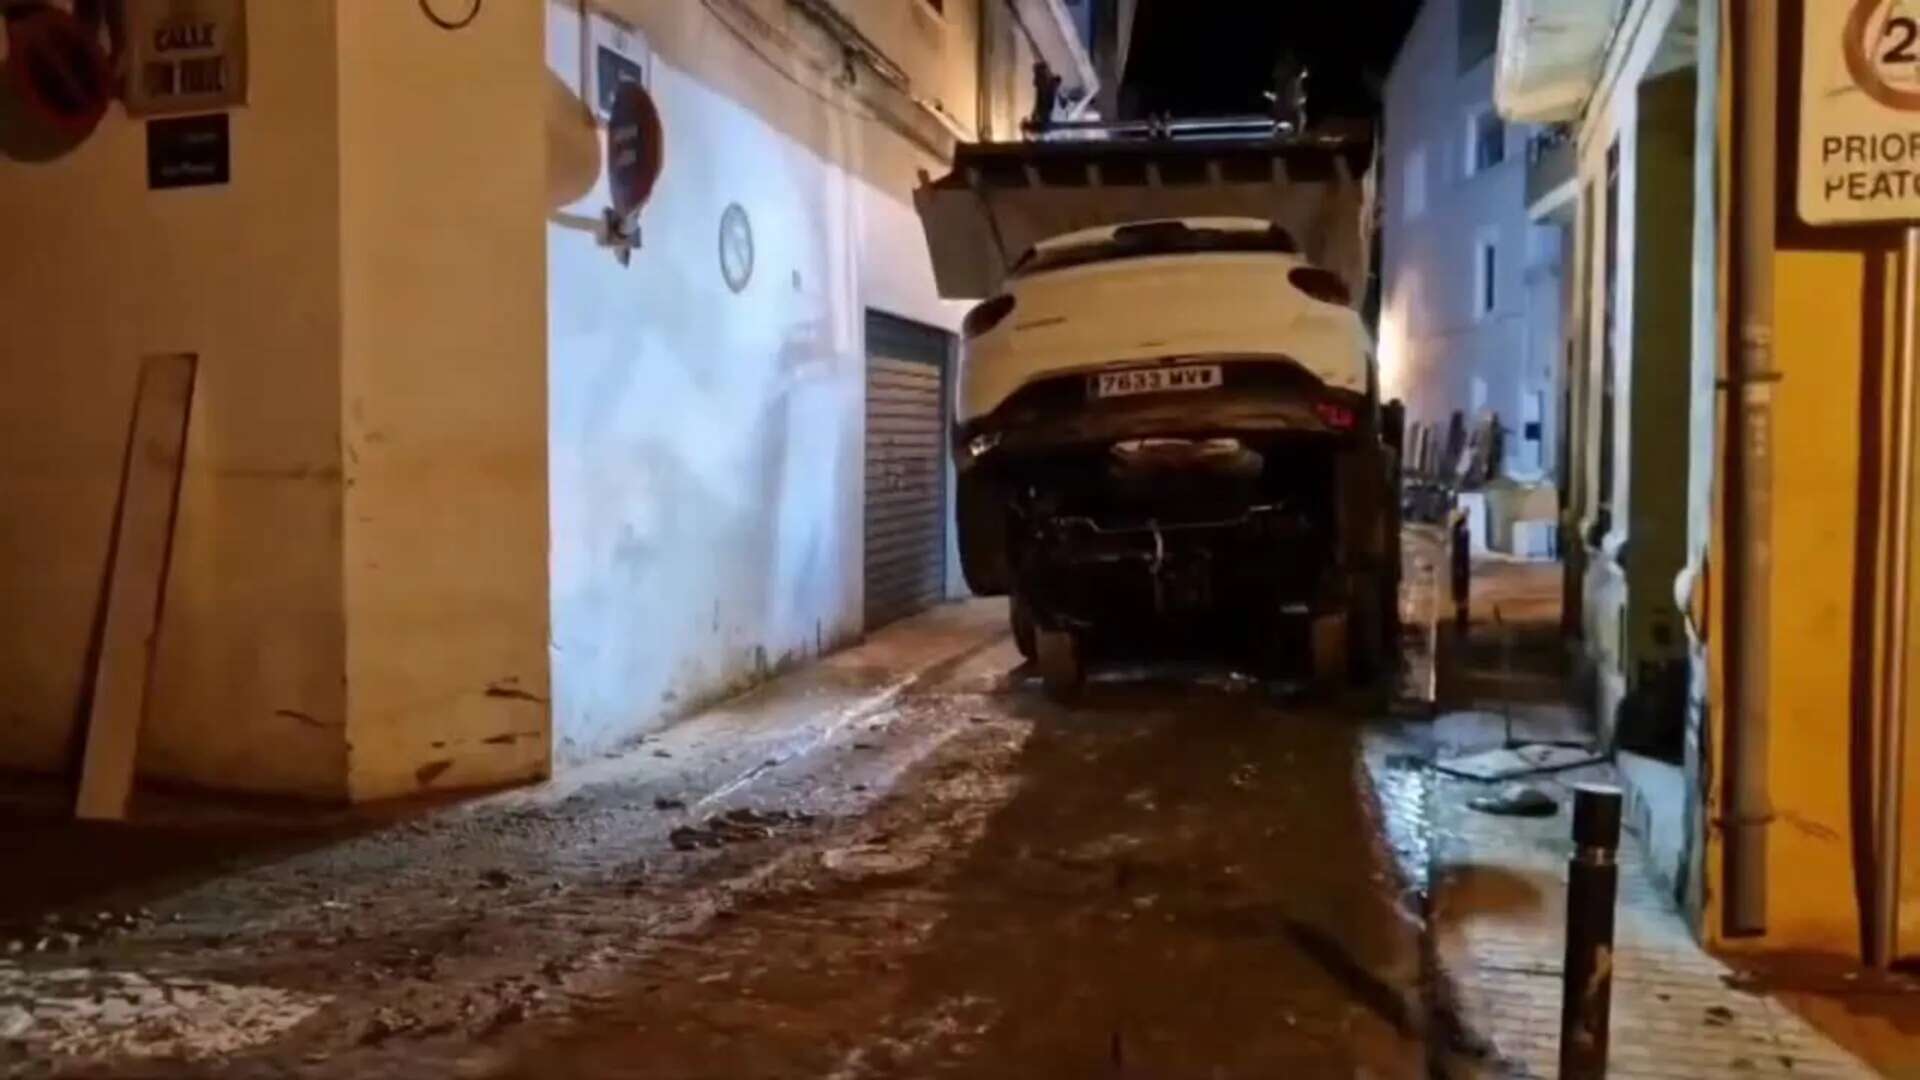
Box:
[1560,784,1623,1080]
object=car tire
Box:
[1011,594,1038,661]
[1035,626,1084,702]
[1346,569,1389,687]
[1310,611,1349,689]
[957,470,1011,596]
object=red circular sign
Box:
[607,82,664,221]
[4,3,112,138]
[1846,0,1920,112]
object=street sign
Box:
[607,82,663,222]
[588,10,650,122]
[4,3,112,139]
[1799,0,1920,225]
[147,112,230,190]
[599,81,663,265]
[124,0,250,118]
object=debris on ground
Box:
[1436,743,1603,782]
[668,808,813,851]
[653,796,687,811]
[819,843,930,878]
[0,963,326,1061]
[0,910,157,956]
[1466,783,1557,817]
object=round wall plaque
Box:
[719,202,754,294]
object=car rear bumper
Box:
[955,356,1371,470]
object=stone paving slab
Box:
[1430,766,1880,1078]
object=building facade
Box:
[0,1,1096,802]
[1499,0,1920,964]
[1381,0,1567,515]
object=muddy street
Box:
[1,608,1431,1079]
[470,670,1425,1078]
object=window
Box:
[1458,0,1501,72]
[1519,388,1546,474]
[1468,108,1506,175]
[1010,221,1299,278]
[1403,144,1427,222]
[1474,231,1498,319]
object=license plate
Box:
[1092,365,1223,399]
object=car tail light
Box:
[1315,401,1358,430]
[963,295,1017,338]
[1288,267,1352,306]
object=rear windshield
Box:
[1011,221,1300,277]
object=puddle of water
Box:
[1370,756,1434,903]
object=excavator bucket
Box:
[913,126,1376,301]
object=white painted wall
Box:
[1382,0,1558,479]
[1577,59,1638,735]
[543,2,969,762]
[1561,0,1711,756]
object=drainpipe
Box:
[1725,0,1775,937]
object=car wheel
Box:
[1346,570,1389,686]
[1310,611,1349,689]
[1035,626,1084,702]
[1010,594,1037,661]
[957,470,1011,596]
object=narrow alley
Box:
[1,602,1430,1078]
[11,0,1920,1075]
[7,547,1901,1077]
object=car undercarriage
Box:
[956,358,1400,696]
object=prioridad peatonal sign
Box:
[1798,0,1920,225]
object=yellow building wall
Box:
[840,0,985,134]
[1717,250,1920,959]
[1726,250,1873,954]
[0,2,349,798]
[0,1,554,802]
[337,0,553,800]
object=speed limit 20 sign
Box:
[1797,1,1920,224]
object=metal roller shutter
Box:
[865,312,952,631]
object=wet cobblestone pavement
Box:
[0,610,1434,1078]
[456,673,1428,1080]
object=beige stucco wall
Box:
[0,2,348,798]
[0,0,1018,801]
[1564,0,1704,746]
[0,1,552,802]
[841,0,984,135]
[337,0,553,801]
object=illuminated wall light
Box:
[1375,290,1406,403]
